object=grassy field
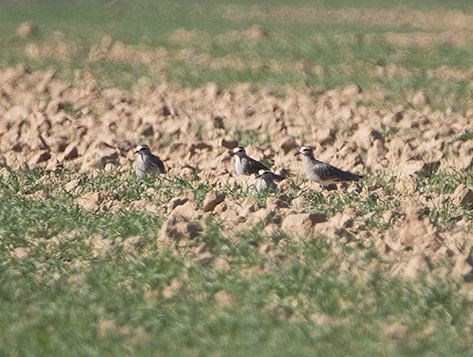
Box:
[1,0,473,109]
[1,169,473,356]
[2,0,473,355]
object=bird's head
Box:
[230,147,246,158]
[256,169,272,179]
[295,146,313,157]
[134,144,151,155]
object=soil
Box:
[2,40,473,278]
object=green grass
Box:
[1,169,473,355]
[1,0,473,108]
[2,0,473,354]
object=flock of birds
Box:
[134,144,363,191]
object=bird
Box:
[230,147,270,176]
[133,144,165,178]
[255,169,280,192]
[295,146,362,188]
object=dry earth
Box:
[2,27,473,280]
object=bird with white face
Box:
[295,146,362,188]
[133,144,165,178]
[255,169,280,192]
[230,147,270,176]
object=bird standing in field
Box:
[295,146,362,188]
[134,144,165,178]
[230,147,270,176]
[255,169,280,192]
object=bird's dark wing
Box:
[150,156,165,174]
[317,163,361,182]
[245,157,269,175]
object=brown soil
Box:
[1,57,473,279]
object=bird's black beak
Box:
[256,173,262,178]
[294,151,301,156]
[229,151,236,156]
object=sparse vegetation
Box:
[2,0,473,355]
[1,169,473,356]
[1,1,473,109]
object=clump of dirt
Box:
[17,21,38,38]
